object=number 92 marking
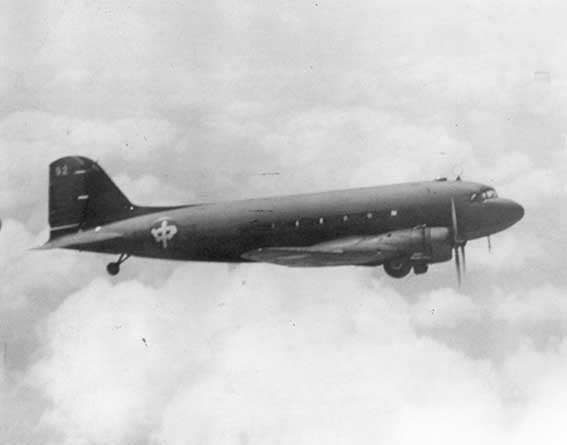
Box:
[54,164,68,176]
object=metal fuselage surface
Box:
[79,179,522,264]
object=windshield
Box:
[482,189,498,200]
[470,188,498,202]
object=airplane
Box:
[37,156,524,284]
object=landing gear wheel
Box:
[413,263,429,275]
[106,262,120,276]
[384,259,412,278]
[106,253,130,276]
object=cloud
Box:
[466,232,543,272]
[18,265,567,445]
[410,287,481,328]
[113,174,194,206]
[491,284,567,324]
[30,278,191,444]
[0,111,180,215]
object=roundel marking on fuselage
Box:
[150,218,178,249]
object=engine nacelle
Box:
[375,226,453,264]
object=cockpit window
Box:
[470,189,498,202]
[481,189,498,200]
[471,189,498,202]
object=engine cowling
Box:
[375,226,453,264]
[413,226,453,263]
[379,227,452,278]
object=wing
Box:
[241,235,402,267]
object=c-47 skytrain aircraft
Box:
[38,156,524,284]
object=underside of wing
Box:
[241,235,401,267]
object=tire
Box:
[106,262,120,276]
[383,259,412,278]
[413,263,429,275]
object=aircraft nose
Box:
[500,199,524,225]
[483,198,524,232]
[506,200,525,224]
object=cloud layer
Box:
[16,266,567,445]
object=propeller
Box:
[487,235,492,253]
[450,198,467,286]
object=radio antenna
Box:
[452,165,464,181]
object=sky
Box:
[1,0,567,443]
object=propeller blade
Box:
[454,246,462,287]
[451,197,466,286]
[450,198,459,243]
[487,235,492,253]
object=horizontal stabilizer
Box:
[35,230,124,250]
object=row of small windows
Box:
[267,209,398,230]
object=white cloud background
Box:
[1,0,567,443]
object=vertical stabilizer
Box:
[49,156,133,239]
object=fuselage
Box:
[81,179,524,263]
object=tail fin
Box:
[49,156,134,240]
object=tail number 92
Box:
[54,164,69,176]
